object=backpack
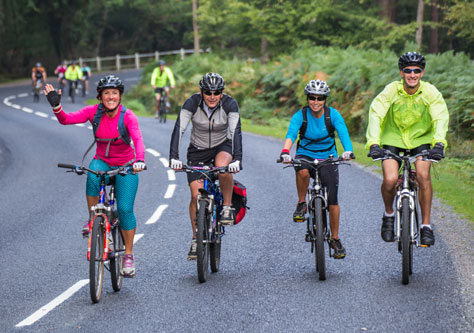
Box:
[232,180,248,224]
[296,106,336,153]
[81,104,134,166]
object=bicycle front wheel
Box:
[210,221,221,273]
[401,197,411,285]
[90,216,105,303]
[196,201,210,283]
[313,197,326,281]
[110,222,124,292]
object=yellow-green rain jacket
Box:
[366,80,449,149]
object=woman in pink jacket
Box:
[44,75,146,277]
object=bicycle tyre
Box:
[210,221,221,273]
[110,222,124,292]
[70,83,75,104]
[313,197,326,281]
[90,216,105,303]
[401,197,411,285]
[196,201,209,283]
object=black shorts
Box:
[294,155,339,205]
[154,87,169,94]
[383,144,431,166]
[186,140,233,184]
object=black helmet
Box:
[97,75,124,95]
[398,52,426,70]
[199,72,225,91]
[158,60,166,66]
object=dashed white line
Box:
[134,233,144,244]
[146,148,161,157]
[51,117,58,121]
[22,107,33,113]
[87,125,92,130]
[11,104,21,109]
[17,93,29,98]
[167,170,176,181]
[35,111,49,118]
[15,279,89,327]
[159,157,169,168]
[145,205,168,224]
[164,184,176,199]
[6,95,15,100]
[75,123,85,127]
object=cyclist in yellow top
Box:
[65,61,83,101]
[150,60,175,118]
[366,52,449,246]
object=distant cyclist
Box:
[366,52,449,246]
[65,61,83,101]
[150,60,175,119]
[81,63,92,96]
[54,61,67,89]
[279,79,354,259]
[32,62,47,89]
[169,73,242,260]
[43,75,146,277]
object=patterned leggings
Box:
[86,159,139,230]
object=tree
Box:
[415,0,425,50]
[193,0,200,53]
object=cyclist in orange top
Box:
[32,62,47,86]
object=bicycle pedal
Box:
[293,218,305,223]
[420,244,430,248]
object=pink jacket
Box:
[54,104,145,166]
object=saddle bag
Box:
[232,179,248,224]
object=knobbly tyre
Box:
[58,163,139,303]
[158,93,169,123]
[277,155,354,280]
[372,150,437,285]
[177,164,229,283]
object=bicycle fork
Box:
[395,189,418,248]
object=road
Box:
[0,70,472,332]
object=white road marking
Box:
[159,157,169,168]
[164,184,176,199]
[11,104,21,109]
[17,93,29,98]
[145,205,168,224]
[75,123,85,127]
[134,233,144,244]
[22,107,33,113]
[146,148,161,157]
[35,112,49,118]
[15,279,89,327]
[87,125,92,130]
[51,117,58,121]
[7,95,16,99]
[167,170,176,181]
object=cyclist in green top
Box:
[366,52,449,246]
[150,60,175,119]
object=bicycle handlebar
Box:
[276,154,355,166]
[373,150,437,163]
[58,163,135,176]
[176,165,230,174]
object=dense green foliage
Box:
[126,46,473,157]
[1,0,473,79]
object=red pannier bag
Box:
[232,179,248,224]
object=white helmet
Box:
[304,80,330,97]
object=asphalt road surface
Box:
[1,70,472,332]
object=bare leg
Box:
[415,159,432,225]
[381,159,399,214]
[295,169,310,202]
[121,228,136,255]
[189,180,203,239]
[86,195,99,214]
[329,204,340,239]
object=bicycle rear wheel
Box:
[196,201,210,283]
[313,198,326,281]
[110,222,124,292]
[90,216,105,303]
[210,221,221,273]
[401,197,411,285]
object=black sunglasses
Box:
[402,68,423,74]
[203,90,223,96]
[308,95,326,101]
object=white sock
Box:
[384,211,395,217]
[421,224,432,229]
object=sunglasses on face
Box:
[402,68,423,74]
[308,95,326,101]
[203,90,222,96]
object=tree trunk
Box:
[95,7,108,56]
[415,0,424,51]
[192,0,200,54]
[429,0,439,53]
[380,0,397,23]
[260,37,268,64]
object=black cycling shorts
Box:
[186,140,233,184]
[383,144,431,166]
[294,155,339,205]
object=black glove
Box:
[368,144,385,159]
[428,142,445,160]
[46,90,61,108]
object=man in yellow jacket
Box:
[366,52,449,246]
[65,61,83,102]
[150,60,175,119]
